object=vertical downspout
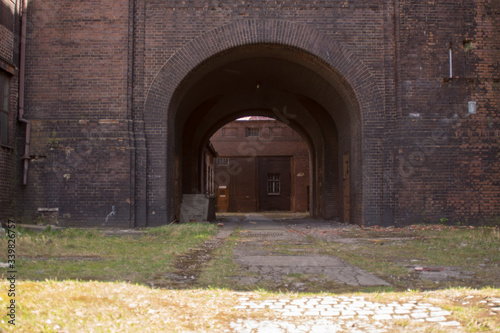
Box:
[18,0,30,185]
[449,43,453,78]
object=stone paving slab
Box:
[235,255,391,287]
[229,296,463,332]
[237,255,347,267]
[229,216,391,288]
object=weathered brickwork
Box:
[0,0,20,222]
[0,26,13,60]
[394,0,500,224]
[0,0,496,227]
[17,0,132,226]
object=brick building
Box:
[211,117,310,214]
[0,0,498,227]
[0,0,21,222]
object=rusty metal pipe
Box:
[18,0,30,185]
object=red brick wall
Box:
[393,0,500,224]
[0,26,13,61]
[13,0,500,226]
[19,0,132,226]
[211,120,309,212]
[0,0,19,222]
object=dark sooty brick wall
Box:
[0,0,20,223]
[8,0,498,227]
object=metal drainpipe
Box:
[18,0,30,185]
[449,42,453,79]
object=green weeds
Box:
[305,226,500,290]
[0,223,217,285]
[198,228,240,289]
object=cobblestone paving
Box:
[229,295,463,332]
[218,214,473,332]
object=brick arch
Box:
[141,19,385,226]
[146,19,379,122]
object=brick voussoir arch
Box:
[146,19,380,115]
[142,19,384,226]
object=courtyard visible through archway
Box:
[171,44,362,224]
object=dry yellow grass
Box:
[1,281,499,332]
[0,280,264,332]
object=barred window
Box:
[267,173,280,195]
[0,72,10,146]
[246,127,259,137]
[215,158,229,166]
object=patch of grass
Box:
[285,273,304,279]
[317,241,409,276]
[305,226,500,290]
[0,223,217,285]
[198,229,240,289]
[2,281,497,332]
[0,281,245,332]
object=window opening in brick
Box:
[267,173,280,195]
[215,157,229,166]
[246,127,260,137]
[0,72,10,146]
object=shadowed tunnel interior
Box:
[169,44,363,224]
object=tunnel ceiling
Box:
[174,44,356,136]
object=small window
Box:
[215,158,229,166]
[0,72,10,146]
[267,173,280,195]
[246,127,259,137]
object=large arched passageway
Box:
[140,20,387,227]
[176,45,356,223]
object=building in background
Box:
[211,117,309,213]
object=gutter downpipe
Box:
[19,0,30,185]
[449,43,453,79]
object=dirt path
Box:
[152,213,500,332]
[212,213,467,332]
[221,213,390,291]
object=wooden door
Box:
[217,187,229,212]
[343,152,350,222]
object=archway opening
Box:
[169,44,362,224]
[208,116,312,214]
